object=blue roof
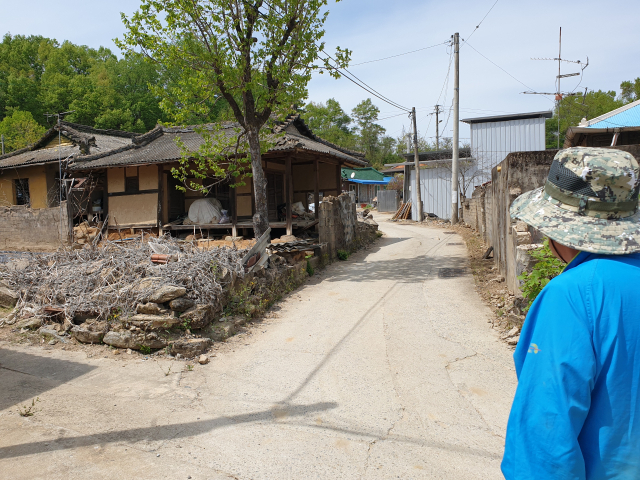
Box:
[586,100,640,129]
[349,177,391,185]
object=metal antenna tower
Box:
[522,27,589,148]
[44,111,74,205]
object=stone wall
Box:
[318,193,358,258]
[463,145,640,294]
[0,201,71,251]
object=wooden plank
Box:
[314,158,319,220]
[241,227,271,273]
[232,183,238,238]
[286,156,292,235]
[157,165,164,234]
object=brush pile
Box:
[0,236,246,323]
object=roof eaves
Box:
[582,99,640,127]
[461,110,553,124]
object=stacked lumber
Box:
[392,201,412,221]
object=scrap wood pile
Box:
[392,201,412,221]
[0,236,246,323]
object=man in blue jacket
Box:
[502,147,640,479]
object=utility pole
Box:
[412,107,423,222]
[435,107,440,151]
[451,32,460,224]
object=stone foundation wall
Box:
[318,193,357,258]
[0,201,71,251]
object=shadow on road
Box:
[0,401,338,459]
[323,252,469,284]
[0,348,97,412]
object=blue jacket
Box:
[502,251,640,479]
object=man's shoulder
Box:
[550,252,640,293]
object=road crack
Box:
[361,294,406,479]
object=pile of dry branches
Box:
[0,236,246,321]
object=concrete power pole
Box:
[451,32,460,224]
[435,105,442,151]
[412,107,423,222]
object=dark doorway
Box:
[266,172,284,222]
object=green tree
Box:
[546,87,630,149]
[352,98,385,166]
[118,0,349,237]
[0,109,46,153]
[304,98,354,147]
[620,78,640,104]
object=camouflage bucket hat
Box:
[510,147,640,254]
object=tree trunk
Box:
[246,126,270,238]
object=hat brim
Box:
[510,187,640,254]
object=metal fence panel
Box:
[377,189,399,212]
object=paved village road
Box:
[0,216,517,479]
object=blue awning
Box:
[348,177,391,185]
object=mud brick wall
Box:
[0,201,71,251]
[318,193,357,258]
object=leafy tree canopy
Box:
[117,0,350,237]
[546,79,640,148]
[0,109,46,152]
[0,33,167,134]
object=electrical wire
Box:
[349,41,449,66]
[317,50,412,112]
[259,0,411,113]
[461,0,500,46]
[465,42,555,103]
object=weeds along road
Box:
[0,215,517,479]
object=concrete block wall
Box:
[0,201,71,251]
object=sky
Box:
[1,0,639,143]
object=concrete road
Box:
[0,217,517,479]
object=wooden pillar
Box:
[314,159,320,220]
[231,184,237,238]
[286,156,292,235]
[157,165,164,235]
[336,163,342,197]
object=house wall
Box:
[0,201,70,250]
[106,166,159,227]
[319,162,339,193]
[108,193,158,226]
[0,165,53,209]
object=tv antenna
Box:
[44,111,75,205]
[522,27,589,148]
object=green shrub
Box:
[518,238,564,312]
[139,345,151,354]
[337,250,349,261]
[306,259,315,276]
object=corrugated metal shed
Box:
[463,111,551,186]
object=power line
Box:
[462,0,500,46]
[465,41,554,103]
[349,41,449,66]
[260,0,411,112]
[318,50,411,112]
